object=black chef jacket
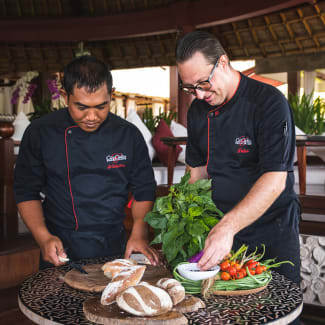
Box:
[14,108,156,262]
[186,73,300,283]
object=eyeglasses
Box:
[179,60,218,95]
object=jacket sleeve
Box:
[14,124,46,203]
[128,127,156,202]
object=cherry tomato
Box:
[228,266,236,276]
[255,265,264,274]
[235,271,244,279]
[221,272,230,281]
[247,268,255,275]
[247,261,258,268]
[240,268,247,277]
[234,263,241,271]
[220,260,230,271]
[261,265,267,272]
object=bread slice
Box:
[101,259,137,279]
[100,265,146,305]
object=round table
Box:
[18,257,302,325]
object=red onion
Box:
[188,250,204,263]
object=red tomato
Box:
[220,261,230,271]
[235,271,244,279]
[240,268,247,277]
[221,272,230,281]
[247,261,258,268]
[228,266,236,276]
[255,265,263,274]
[234,263,241,271]
[261,265,267,272]
[247,268,256,275]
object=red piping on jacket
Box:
[65,125,79,231]
[206,73,241,173]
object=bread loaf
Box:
[116,281,173,316]
[156,278,185,305]
[101,259,137,279]
[100,265,146,305]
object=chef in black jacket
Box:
[175,31,300,285]
[14,56,160,268]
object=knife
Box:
[69,261,88,274]
[58,254,88,274]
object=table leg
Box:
[296,146,306,195]
[167,145,175,187]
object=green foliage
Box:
[27,100,57,121]
[288,92,325,135]
[142,105,177,134]
[142,105,158,134]
[144,173,223,268]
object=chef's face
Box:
[177,51,229,107]
[67,84,111,132]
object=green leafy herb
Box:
[144,173,223,268]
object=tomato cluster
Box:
[220,259,267,281]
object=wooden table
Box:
[18,257,302,325]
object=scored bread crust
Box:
[116,281,173,316]
[156,278,185,305]
[101,259,137,279]
[100,265,146,305]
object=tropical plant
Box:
[288,92,325,135]
[142,105,158,134]
[27,100,57,121]
[142,105,177,134]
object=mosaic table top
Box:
[18,257,303,325]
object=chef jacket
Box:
[14,108,156,233]
[186,73,300,246]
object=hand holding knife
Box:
[58,254,88,274]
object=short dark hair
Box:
[176,30,227,65]
[63,56,113,96]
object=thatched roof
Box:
[0,0,324,76]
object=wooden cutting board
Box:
[213,284,268,296]
[64,264,171,292]
[83,294,205,325]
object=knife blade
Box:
[69,261,88,274]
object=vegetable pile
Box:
[173,244,294,294]
[144,173,223,268]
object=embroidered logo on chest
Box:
[235,136,252,154]
[106,153,127,169]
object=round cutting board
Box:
[64,264,171,292]
[64,264,109,292]
[83,297,188,325]
[213,284,268,296]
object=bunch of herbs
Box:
[144,173,223,268]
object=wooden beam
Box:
[256,52,325,73]
[0,0,310,42]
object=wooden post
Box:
[287,71,300,96]
[0,138,18,240]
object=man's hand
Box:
[38,235,67,267]
[197,222,234,271]
[124,235,161,266]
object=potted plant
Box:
[288,92,325,135]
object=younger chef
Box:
[14,55,160,268]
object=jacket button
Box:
[209,112,214,117]
[68,130,72,134]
